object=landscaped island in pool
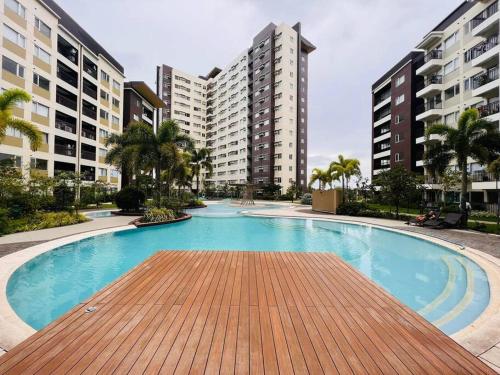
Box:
[7,202,490,335]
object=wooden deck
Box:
[0,251,495,374]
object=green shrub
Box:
[301,193,312,205]
[0,208,9,235]
[441,204,461,214]
[336,202,369,216]
[141,208,177,223]
[187,198,204,207]
[17,212,88,232]
[115,187,145,212]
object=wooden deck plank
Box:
[1,251,496,375]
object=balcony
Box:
[416,75,443,98]
[83,56,98,79]
[58,35,78,65]
[469,36,499,68]
[82,100,97,120]
[472,1,499,38]
[83,78,98,100]
[56,86,78,111]
[57,61,78,88]
[477,101,500,121]
[81,122,96,140]
[373,107,391,127]
[416,50,443,76]
[416,101,443,122]
[81,145,96,161]
[54,161,75,175]
[373,94,391,112]
[81,166,95,181]
[55,111,77,134]
[54,136,76,157]
[472,66,499,98]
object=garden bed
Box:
[130,213,192,228]
[111,210,145,217]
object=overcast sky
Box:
[59,0,460,181]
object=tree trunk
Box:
[196,173,200,199]
[155,164,161,207]
[460,163,468,227]
[342,175,345,203]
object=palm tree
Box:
[106,120,194,205]
[0,88,42,150]
[487,156,500,227]
[190,148,213,197]
[329,155,361,202]
[425,108,500,224]
[309,167,332,190]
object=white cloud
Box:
[58,0,460,182]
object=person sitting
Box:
[410,210,437,226]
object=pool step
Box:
[419,256,476,333]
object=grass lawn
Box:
[367,203,421,215]
[468,221,500,235]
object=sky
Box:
[58,0,460,181]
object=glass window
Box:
[112,79,120,90]
[99,129,108,138]
[444,111,459,125]
[112,97,120,107]
[0,153,21,167]
[3,24,26,48]
[443,58,459,76]
[112,115,119,125]
[100,109,109,120]
[35,17,51,38]
[32,102,49,117]
[30,158,48,170]
[100,90,109,101]
[34,44,51,64]
[444,84,460,100]
[6,126,21,137]
[5,0,26,19]
[2,56,24,77]
[33,73,50,90]
[98,168,107,176]
[444,32,458,50]
[396,94,405,105]
[100,71,109,82]
[396,75,405,87]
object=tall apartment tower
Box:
[371,52,425,178]
[372,0,499,207]
[0,0,125,189]
[156,22,315,193]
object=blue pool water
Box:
[85,210,115,218]
[7,203,490,335]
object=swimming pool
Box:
[85,210,115,218]
[7,203,490,335]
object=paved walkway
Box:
[0,214,139,258]
[1,251,495,374]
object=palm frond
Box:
[6,118,42,150]
[0,88,31,111]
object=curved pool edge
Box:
[244,210,500,355]
[0,212,498,357]
[0,225,135,350]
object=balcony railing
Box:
[417,75,443,91]
[465,35,499,62]
[81,130,96,140]
[82,106,97,120]
[55,119,76,134]
[83,84,97,99]
[471,1,498,29]
[56,93,77,111]
[54,144,76,157]
[81,150,96,161]
[478,101,500,118]
[424,49,443,63]
[374,90,391,106]
[472,66,499,89]
[374,108,391,122]
[470,170,495,182]
[417,101,443,114]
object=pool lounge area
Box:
[0,202,499,372]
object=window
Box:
[5,0,26,19]
[34,44,51,64]
[6,126,21,138]
[443,58,459,76]
[111,169,119,178]
[112,79,120,91]
[33,73,50,90]
[35,17,51,38]
[464,77,473,91]
[444,111,459,125]
[0,153,21,167]
[3,24,26,48]
[30,158,48,170]
[99,129,108,138]
[444,83,460,100]
[32,102,49,117]
[98,168,107,177]
[395,115,403,124]
[100,90,109,101]
[395,94,405,105]
[112,97,120,107]
[101,71,110,82]
[112,115,119,125]
[395,153,401,162]
[2,56,24,78]
[444,32,458,50]
[100,109,109,120]
[394,134,400,143]
[396,75,405,87]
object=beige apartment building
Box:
[0,0,124,189]
[157,22,315,193]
